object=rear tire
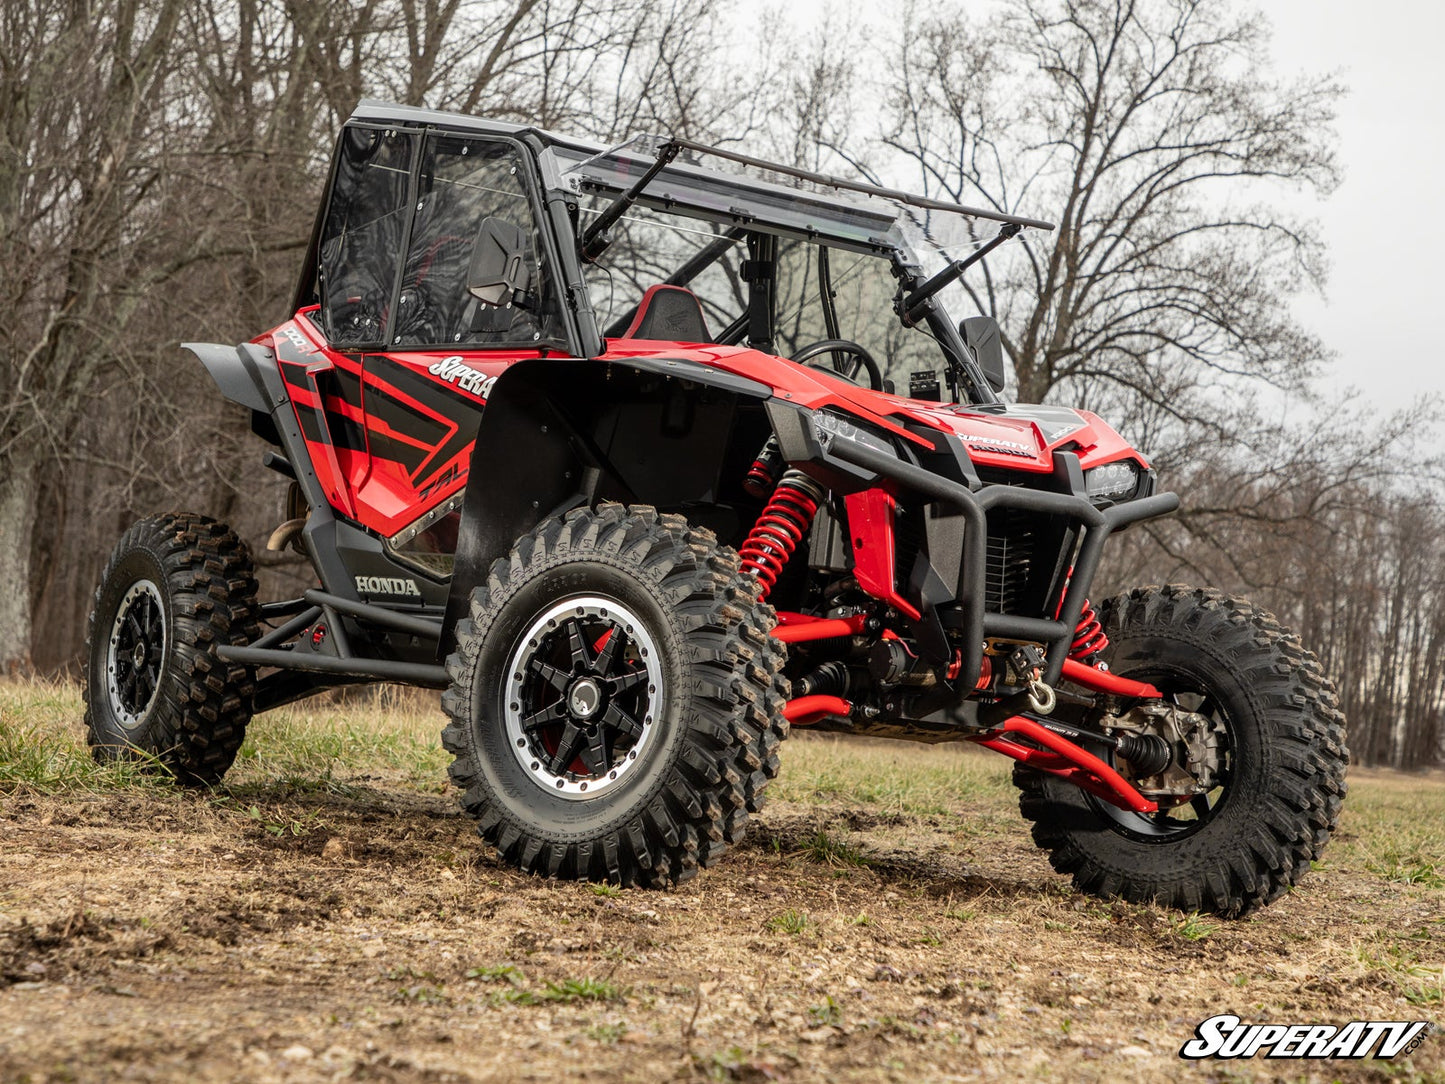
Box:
[83,514,259,785]
[1014,584,1348,917]
[441,504,789,886]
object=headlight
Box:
[812,410,898,458]
[1085,460,1140,501]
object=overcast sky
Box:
[1262,0,1443,414]
[744,0,1440,415]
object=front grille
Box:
[976,467,1068,618]
[985,506,1038,614]
[894,503,926,591]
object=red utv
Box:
[84,103,1346,915]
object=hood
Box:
[598,340,1147,471]
[878,401,1144,473]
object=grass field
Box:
[0,679,1441,1082]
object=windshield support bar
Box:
[579,139,682,262]
[900,223,1020,327]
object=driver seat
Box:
[621,285,712,343]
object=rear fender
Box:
[442,355,773,650]
[182,341,288,413]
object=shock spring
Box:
[1070,598,1109,664]
[738,470,825,600]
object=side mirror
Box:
[961,315,1007,394]
[467,217,530,306]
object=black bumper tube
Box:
[827,436,1179,687]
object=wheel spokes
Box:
[609,668,647,695]
[564,618,593,670]
[521,700,568,731]
[594,626,626,677]
[602,702,642,743]
[548,720,583,774]
[579,726,610,776]
[530,658,572,692]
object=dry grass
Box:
[0,678,1442,1082]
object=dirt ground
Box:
[0,685,1441,1083]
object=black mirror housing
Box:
[961,315,1007,394]
[468,217,529,307]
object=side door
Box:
[354,131,570,580]
[298,123,419,520]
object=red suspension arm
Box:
[1058,657,1162,699]
[974,716,1157,813]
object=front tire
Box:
[441,505,789,886]
[1015,585,1348,917]
[83,514,259,785]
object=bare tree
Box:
[0,0,193,670]
[871,0,1341,415]
[3,0,764,672]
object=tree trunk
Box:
[0,456,38,672]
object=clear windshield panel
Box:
[577,197,747,338]
[579,191,947,388]
[772,241,944,388]
[543,135,1043,392]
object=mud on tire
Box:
[441,504,789,886]
[83,514,260,785]
[1014,584,1348,917]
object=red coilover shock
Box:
[1070,599,1109,664]
[1054,565,1110,666]
[739,470,826,600]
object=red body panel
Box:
[262,310,540,538]
[843,489,921,621]
[261,316,1148,543]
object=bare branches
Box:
[878,0,1341,417]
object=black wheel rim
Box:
[106,579,166,729]
[503,596,664,800]
[1091,676,1235,842]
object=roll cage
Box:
[293,101,1054,405]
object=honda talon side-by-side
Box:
[84,101,1347,916]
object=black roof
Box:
[346,101,1055,241]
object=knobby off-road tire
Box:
[441,505,789,886]
[1015,584,1348,917]
[83,514,259,785]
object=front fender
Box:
[441,355,773,651]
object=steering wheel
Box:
[792,339,885,392]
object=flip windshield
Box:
[539,135,1047,399]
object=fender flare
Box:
[441,354,773,650]
[181,342,288,413]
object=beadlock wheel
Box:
[503,596,665,800]
[84,514,259,785]
[105,579,167,729]
[441,504,791,887]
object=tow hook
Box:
[1026,677,1056,714]
[1006,645,1056,714]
